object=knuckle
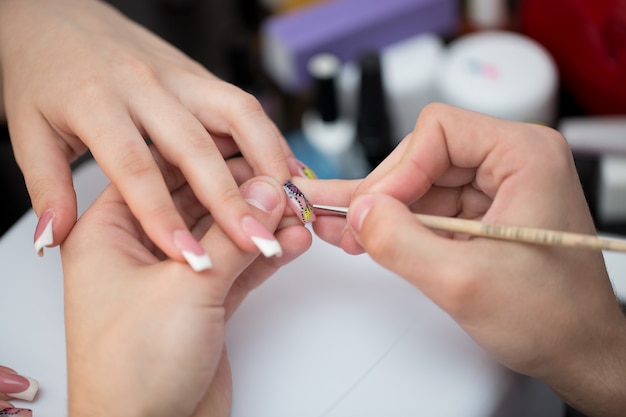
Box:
[115,51,160,85]
[229,89,265,117]
[527,124,574,173]
[442,271,482,316]
[216,185,246,209]
[116,142,155,179]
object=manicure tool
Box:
[312,204,626,253]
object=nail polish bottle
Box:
[287,53,369,179]
[338,33,445,143]
[354,52,394,169]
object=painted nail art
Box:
[296,161,317,179]
[0,408,32,416]
[0,371,39,402]
[173,230,212,272]
[33,209,54,257]
[283,181,316,223]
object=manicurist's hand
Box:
[0,0,294,270]
[61,151,311,417]
[298,103,626,417]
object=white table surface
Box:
[0,160,572,417]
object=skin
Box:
[0,366,20,409]
[296,103,626,417]
[61,151,311,417]
[0,0,294,264]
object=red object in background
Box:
[520,0,626,115]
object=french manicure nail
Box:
[0,371,39,402]
[283,181,316,224]
[33,209,54,257]
[0,408,32,417]
[241,215,282,258]
[173,230,212,272]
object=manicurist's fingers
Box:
[346,193,470,299]
[354,103,508,204]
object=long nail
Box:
[287,158,318,179]
[33,209,55,257]
[296,161,317,179]
[241,216,282,257]
[0,371,39,402]
[241,181,283,257]
[173,230,212,272]
[283,181,316,223]
[0,408,33,416]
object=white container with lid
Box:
[434,30,558,126]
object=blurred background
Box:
[1,0,624,247]
[0,2,624,416]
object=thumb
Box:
[347,193,460,291]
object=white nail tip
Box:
[251,236,283,258]
[34,219,54,257]
[10,376,39,401]
[182,250,213,272]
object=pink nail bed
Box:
[283,181,315,223]
[0,372,38,402]
[0,408,32,417]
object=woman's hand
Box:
[298,103,626,417]
[0,365,38,411]
[0,0,294,270]
[61,151,311,417]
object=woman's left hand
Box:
[61,151,311,417]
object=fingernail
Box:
[242,180,280,213]
[241,215,283,257]
[0,408,32,416]
[0,371,39,402]
[33,209,55,257]
[283,181,316,224]
[349,195,375,233]
[296,160,317,179]
[173,230,212,272]
[287,158,317,179]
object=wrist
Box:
[542,305,626,417]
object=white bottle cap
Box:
[466,0,508,30]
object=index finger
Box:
[355,103,579,230]
[175,77,293,182]
[355,103,522,204]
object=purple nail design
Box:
[283,181,315,223]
